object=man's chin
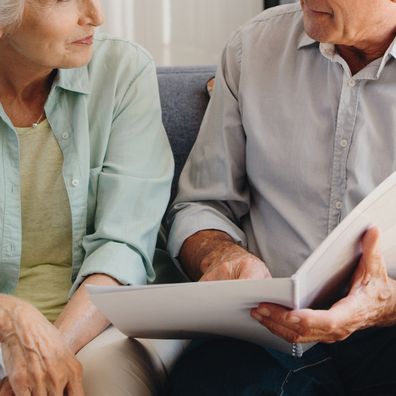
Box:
[303,22,334,44]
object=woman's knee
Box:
[77,338,162,396]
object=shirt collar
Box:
[55,65,91,95]
[297,31,317,50]
[298,29,396,60]
[386,36,396,61]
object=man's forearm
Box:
[179,229,239,280]
[54,273,120,354]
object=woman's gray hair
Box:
[0,0,24,30]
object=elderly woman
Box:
[0,0,183,395]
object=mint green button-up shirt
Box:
[0,35,174,295]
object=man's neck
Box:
[336,32,396,75]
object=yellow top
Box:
[14,120,73,322]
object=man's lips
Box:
[303,2,332,15]
[310,9,331,14]
[72,35,94,45]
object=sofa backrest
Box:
[157,66,216,202]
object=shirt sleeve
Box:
[71,58,174,294]
[167,30,250,259]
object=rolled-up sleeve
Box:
[167,31,250,258]
[71,59,174,294]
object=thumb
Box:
[360,226,386,284]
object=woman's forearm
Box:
[54,273,121,354]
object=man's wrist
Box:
[179,229,236,280]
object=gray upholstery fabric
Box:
[157,66,216,202]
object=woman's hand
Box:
[0,295,84,396]
[0,377,14,396]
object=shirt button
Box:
[71,178,80,187]
[335,201,343,210]
[62,132,69,139]
[4,243,14,256]
[347,78,356,87]
[340,139,348,148]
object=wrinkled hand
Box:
[0,296,84,396]
[251,226,396,344]
[200,240,272,281]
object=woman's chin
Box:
[58,48,94,69]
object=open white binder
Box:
[88,172,396,357]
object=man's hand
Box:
[200,241,272,281]
[0,296,84,396]
[251,226,396,344]
[179,230,271,281]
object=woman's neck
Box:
[0,40,55,101]
[0,39,56,127]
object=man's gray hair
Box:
[0,0,24,30]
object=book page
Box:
[87,278,300,355]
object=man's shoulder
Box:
[248,2,302,26]
[230,3,305,52]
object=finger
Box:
[254,303,300,328]
[200,269,227,281]
[239,264,272,280]
[0,378,14,396]
[26,351,47,396]
[65,376,84,396]
[255,299,354,343]
[44,367,67,396]
[252,312,302,343]
[4,344,30,396]
[350,227,385,290]
[200,263,233,281]
[63,359,84,396]
[361,226,385,280]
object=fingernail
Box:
[260,308,271,317]
[289,316,301,324]
[251,311,263,321]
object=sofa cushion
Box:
[157,66,216,202]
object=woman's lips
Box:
[72,35,94,45]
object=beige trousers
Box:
[0,328,188,395]
[77,327,189,395]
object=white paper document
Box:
[88,172,396,357]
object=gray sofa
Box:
[153,65,216,282]
[157,65,216,202]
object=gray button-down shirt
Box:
[168,3,396,278]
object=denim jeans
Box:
[165,327,396,396]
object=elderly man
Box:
[166,1,396,395]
